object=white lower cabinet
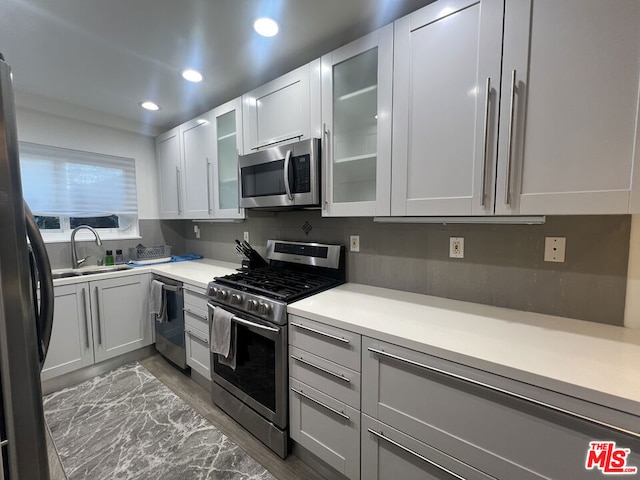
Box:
[288,316,361,480]
[42,274,152,381]
[183,286,211,380]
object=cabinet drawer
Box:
[290,378,360,480]
[184,287,207,310]
[184,307,208,333]
[185,324,210,380]
[362,414,493,480]
[363,337,640,480]
[289,315,361,371]
[289,345,360,409]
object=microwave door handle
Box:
[283,149,294,201]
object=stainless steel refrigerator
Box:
[0,54,55,479]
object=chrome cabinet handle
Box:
[291,387,350,420]
[81,288,90,348]
[176,166,183,215]
[480,77,491,207]
[322,123,329,210]
[367,429,469,480]
[207,303,280,333]
[368,347,640,440]
[505,69,517,206]
[186,328,209,345]
[206,158,213,215]
[290,322,350,344]
[183,307,207,321]
[290,355,351,383]
[94,286,102,345]
[283,149,293,201]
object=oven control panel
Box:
[207,283,287,325]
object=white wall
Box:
[14,99,159,219]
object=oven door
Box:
[208,302,288,429]
[239,138,319,208]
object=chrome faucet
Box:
[71,225,103,268]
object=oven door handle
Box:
[208,303,280,333]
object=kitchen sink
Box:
[52,265,133,279]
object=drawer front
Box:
[185,323,210,380]
[289,315,361,371]
[184,308,208,334]
[290,378,360,480]
[362,414,493,480]
[184,287,208,311]
[362,337,640,480]
[289,345,360,409]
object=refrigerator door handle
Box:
[24,203,54,369]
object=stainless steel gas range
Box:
[207,240,345,458]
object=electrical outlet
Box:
[544,237,566,262]
[194,224,200,239]
[350,235,360,252]
[244,231,250,242]
[449,237,464,258]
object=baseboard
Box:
[41,345,155,395]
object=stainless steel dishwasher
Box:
[152,275,187,369]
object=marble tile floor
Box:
[44,354,324,480]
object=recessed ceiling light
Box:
[254,17,279,37]
[139,101,160,111]
[182,69,203,83]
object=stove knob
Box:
[216,289,228,300]
[247,300,259,311]
[258,302,271,315]
[210,287,219,297]
[230,294,242,305]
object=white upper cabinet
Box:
[498,0,640,215]
[392,0,504,216]
[322,25,393,217]
[211,97,244,219]
[180,114,213,219]
[242,60,321,153]
[156,127,183,219]
[392,0,640,217]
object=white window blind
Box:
[19,142,138,217]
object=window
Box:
[19,142,139,242]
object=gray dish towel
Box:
[150,280,167,323]
[210,307,236,370]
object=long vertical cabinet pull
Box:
[94,286,102,346]
[480,77,491,207]
[504,69,517,206]
[322,123,329,210]
[81,287,90,348]
[206,158,213,215]
[176,167,182,215]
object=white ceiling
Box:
[0,0,436,136]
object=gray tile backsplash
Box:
[183,212,630,326]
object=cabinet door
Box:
[289,378,360,480]
[497,0,640,215]
[211,98,244,219]
[362,415,493,480]
[322,25,393,217]
[156,127,183,218]
[91,274,152,362]
[181,115,213,219]
[242,60,321,152]
[185,317,211,380]
[391,0,504,216]
[41,283,93,381]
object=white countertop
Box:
[52,258,239,289]
[288,283,640,408]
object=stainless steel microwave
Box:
[239,138,320,209]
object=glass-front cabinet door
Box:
[322,24,393,217]
[211,97,244,219]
